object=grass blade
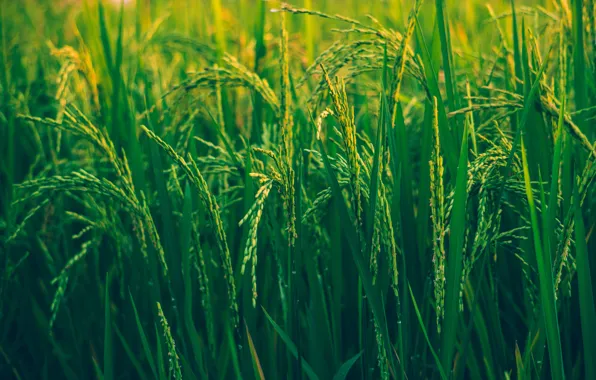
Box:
[521,136,564,380]
[331,351,362,380]
[181,182,203,369]
[414,17,458,175]
[500,44,552,198]
[262,307,319,380]
[439,116,469,375]
[434,0,457,110]
[98,0,113,74]
[573,181,596,380]
[244,321,266,380]
[104,272,113,380]
[408,284,447,380]
[114,325,149,380]
[155,324,166,380]
[515,343,524,379]
[510,0,523,95]
[572,0,587,116]
[130,292,158,380]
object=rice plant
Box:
[1,0,596,379]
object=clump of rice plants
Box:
[2,0,596,379]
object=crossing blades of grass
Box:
[414,16,458,175]
[462,281,495,378]
[408,284,447,380]
[521,136,564,380]
[6,1,596,379]
[311,112,400,377]
[114,324,150,380]
[262,307,319,380]
[130,292,158,380]
[500,44,552,196]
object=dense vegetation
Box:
[1,0,596,378]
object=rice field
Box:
[1,0,596,379]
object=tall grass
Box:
[1,0,596,379]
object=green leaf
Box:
[500,44,551,197]
[572,0,587,115]
[98,0,113,74]
[181,182,203,369]
[409,284,447,380]
[204,109,242,169]
[391,101,417,266]
[104,272,113,380]
[521,136,564,380]
[262,307,319,380]
[130,292,158,380]
[386,96,411,378]
[515,343,525,379]
[114,324,150,380]
[573,181,596,380]
[414,16,458,175]
[331,351,363,380]
[510,0,523,95]
[434,0,457,110]
[244,321,266,380]
[439,115,469,374]
[110,0,124,137]
[155,324,166,380]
